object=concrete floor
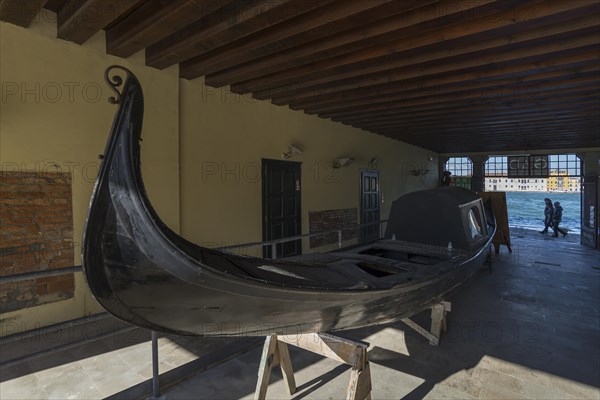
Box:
[164,229,600,399]
[1,228,599,399]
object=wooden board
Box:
[480,192,512,254]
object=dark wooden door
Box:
[360,169,380,242]
[262,159,302,258]
[581,175,598,249]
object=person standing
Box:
[539,198,554,234]
[441,171,452,187]
[552,201,568,238]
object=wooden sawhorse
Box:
[254,332,371,400]
[401,301,452,346]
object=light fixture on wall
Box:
[332,157,354,168]
[282,144,303,159]
[427,153,434,162]
[368,157,378,168]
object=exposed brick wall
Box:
[309,208,358,248]
[0,171,74,313]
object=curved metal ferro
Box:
[103,65,132,104]
[82,65,496,337]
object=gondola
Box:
[82,66,496,337]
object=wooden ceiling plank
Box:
[233,1,599,94]
[145,0,325,70]
[302,66,600,115]
[319,78,600,119]
[382,126,599,141]
[57,0,145,44]
[255,32,600,102]
[335,89,600,121]
[349,109,600,134]
[363,113,599,132]
[277,48,600,106]
[289,56,600,111]
[350,102,600,128]
[1,0,47,27]
[379,125,600,142]
[327,87,600,122]
[181,0,432,79]
[255,27,599,104]
[378,122,600,135]
[200,0,496,84]
[106,0,232,58]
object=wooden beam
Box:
[181,0,430,79]
[106,0,231,58]
[364,115,599,133]
[0,0,47,27]
[44,0,68,13]
[205,0,521,85]
[352,103,600,129]
[378,123,599,138]
[276,48,600,106]
[330,88,600,129]
[185,0,473,81]
[145,0,323,69]
[289,57,600,111]
[334,90,600,123]
[57,0,144,44]
[233,1,600,94]
[301,66,600,115]
[318,78,600,119]
[344,101,600,129]
[254,36,600,103]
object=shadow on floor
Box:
[164,229,599,399]
[2,229,598,400]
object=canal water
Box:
[506,192,581,233]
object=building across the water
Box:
[547,171,581,192]
[485,177,548,192]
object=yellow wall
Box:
[1,15,438,334]
[0,19,180,334]
[179,78,439,248]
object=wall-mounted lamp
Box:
[333,157,354,168]
[427,153,434,162]
[368,157,378,168]
[282,144,303,159]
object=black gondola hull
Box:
[82,67,495,337]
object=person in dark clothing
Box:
[441,171,452,187]
[552,201,568,238]
[539,198,554,234]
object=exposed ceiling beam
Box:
[0,0,47,27]
[57,0,145,44]
[106,0,232,58]
[146,0,327,69]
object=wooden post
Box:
[254,333,371,400]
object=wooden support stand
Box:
[401,301,451,346]
[254,333,371,400]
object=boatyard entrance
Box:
[262,159,302,258]
[444,155,591,246]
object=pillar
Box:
[469,155,489,193]
[439,156,449,187]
